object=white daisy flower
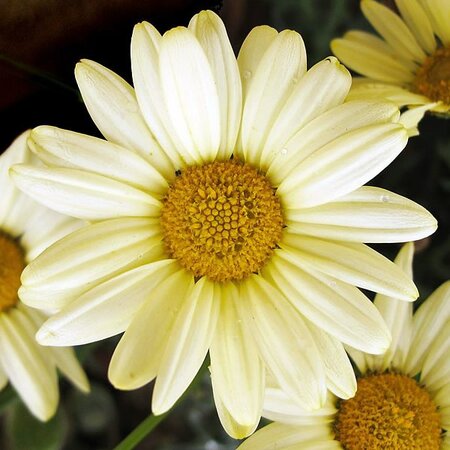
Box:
[332,0,450,132]
[11,11,436,437]
[0,131,89,421]
[238,243,450,449]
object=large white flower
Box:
[0,131,89,421]
[11,11,436,438]
[239,243,450,449]
[332,0,450,126]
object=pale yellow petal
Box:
[36,260,179,346]
[404,281,450,375]
[75,60,174,177]
[395,0,436,53]
[280,235,418,300]
[237,422,334,450]
[263,251,391,354]
[159,27,221,163]
[267,100,400,185]
[240,30,306,165]
[237,25,279,99]
[0,309,58,421]
[189,10,242,160]
[331,36,414,83]
[238,275,327,410]
[131,22,185,170]
[11,164,161,221]
[278,123,408,208]
[20,218,164,310]
[361,0,426,62]
[285,186,437,243]
[109,270,193,390]
[259,57,351,171]
[152,277,220,414]
[29,126,168,196]
[210,283,264,438]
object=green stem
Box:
[113,411,169,450]
[113,359,209,450]
[0,53,79,96]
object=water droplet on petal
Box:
[280,148,288,156]
[243,70,252,79]
[381,195,390,203]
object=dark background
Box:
[0,1,449,448]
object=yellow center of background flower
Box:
[0,231,24,312]
[414,45,450,105]
[334,372,441,450]
[161,160,284,282]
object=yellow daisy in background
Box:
[0,131,89,421]
[11,11,437,437]
[332,0,450,126]
[239,243,450,449]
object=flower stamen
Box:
[0,231,24,312]
[414,46,450,105]
[161,160,284,282]
[334,372,442,450]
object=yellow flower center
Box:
[414,45,450,105]
[334,372,442,450]
[0,231,25,312]
[160,160,284,282]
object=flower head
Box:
[239,243,450,449]
[0,131,89,421]
[11,11,436,437]
[332,0,450,128]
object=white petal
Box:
[152,277,220,414]
[405,281,450,375]
[36,260,179,346]
[420,322,450,392]
[11,164,161,221]
[285,186,437,243]
[399,103,437,137]
[361,0,426,61]
[131,22,185,170]
[259,57,351,171]
[417,0,450,45]
[263,251,391,354]
[347,78,429,107]
[341,30,418,71]
[278,123,408,208]
[280,234,418,300]
[21,211,84,262]
[263,387,336,425]
[20,218,164,310]
[331,37,414,83]
[395,0,436,54]
[0,131,29,226]
[240,30,307,165]
[237,25,279,100]
[75,60,174,177]
[189,10,242,160]
[109,269,193,390]
[159,27,221,163]
[267,100,400,185]
[238,275,326,410]
[22,306,89,392]
[0,309,58,421]
[29,126,168,196]
[237,422,335,450]
[304,323,356,399]
[369,243,414,372]
[210,283,264,438]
